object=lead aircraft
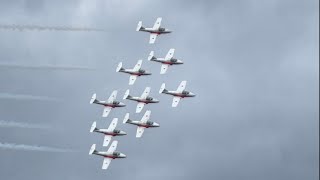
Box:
[136,17,172,44]
[159,81,196,107]
[90,118,127,147]
[148,48,183,74]
[123,87,159,113]
[90,90,125,117]
[116,60,151,85]
[123,110,159,138]
[89,141,126,170]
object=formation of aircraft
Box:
[90,90,125,117]
[148,48,183,74]
[116,60,151,85]
[90,118,127,146]
[89,141,126,170]
[159,81,196,107]
[89,17,196,170]
[136,17,172,44]
[123,110,160,138]
[123,87,159,113]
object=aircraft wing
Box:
[102,158,112,170]
[172,96,181,107]
[107,141,118,153]
[133,60,142,71]
[107,118,118,131]
[141,87,151,99]
[149,33,158,44]
[102,107,112,117]
[153,17,162,29]
[136,102,145,113]
[160,64,169,74]
[107,90,117,103]
[103,135,112,147]
[141,110,151,123]
[176,80,187,93]
[136,126,145,138]
[129,75,137,85]
[165,48,175,60]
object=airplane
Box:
[116,59,151,85]
[123,87,159,113]
[89,141,126,170]
[148,48,183,74]
[123,110,159,138]
[90,118,127,147]
[136,17,172,44]
[90,90,125,117]
[159,81,196,107]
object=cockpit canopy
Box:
[146,121,153,125]
[113,129,120,133]
[159,27,165,31]
[146,97,153,101]
[182,91,190,95]
[139,69,145,73]
[170,58,177,62]
[113,101,120,105]
[113,152,120,156]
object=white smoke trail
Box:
[0,120,50,129]
[0,24,107,32]
[0,63,96,71]
[0,142,74,153]
[0,93,61,102]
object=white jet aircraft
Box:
[123,87,159,113]
[136,17,172,44]
[90,90,125,117]
[159,81,196,107]
[148,48,183,74]
[116,60,151,85]
[123,110,159,138]
[89,141,126,170]
[90,118,127,147]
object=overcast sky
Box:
[0,0,318,180]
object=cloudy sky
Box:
[0,0,318,179]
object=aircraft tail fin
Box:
[116,62,124,72]
[89,144,97,155]
[90,93,98,104]
[90,121,97,133]
[123,89,131,99]
[136,21,144,31]
[148,51,156,61]
[159,83,167,94]
[123,113,130,124]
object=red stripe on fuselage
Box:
[138,125,150,128]
[130,73,142,76]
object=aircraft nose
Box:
[154,123,160,127]
[121,153,127,158]
[121,131,127,135]
[178,60,184,64]
[120,102,126,106]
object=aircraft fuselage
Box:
[151,58,183,65]
[164,91,196,98]
[94,129,127,136]
[126,119,160,128]
[93,151,126,159]
[141,28,171,34]
[93,100,126,108]
[120,69,152,76]
[127,96,159,104]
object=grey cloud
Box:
[0,0,318,180]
